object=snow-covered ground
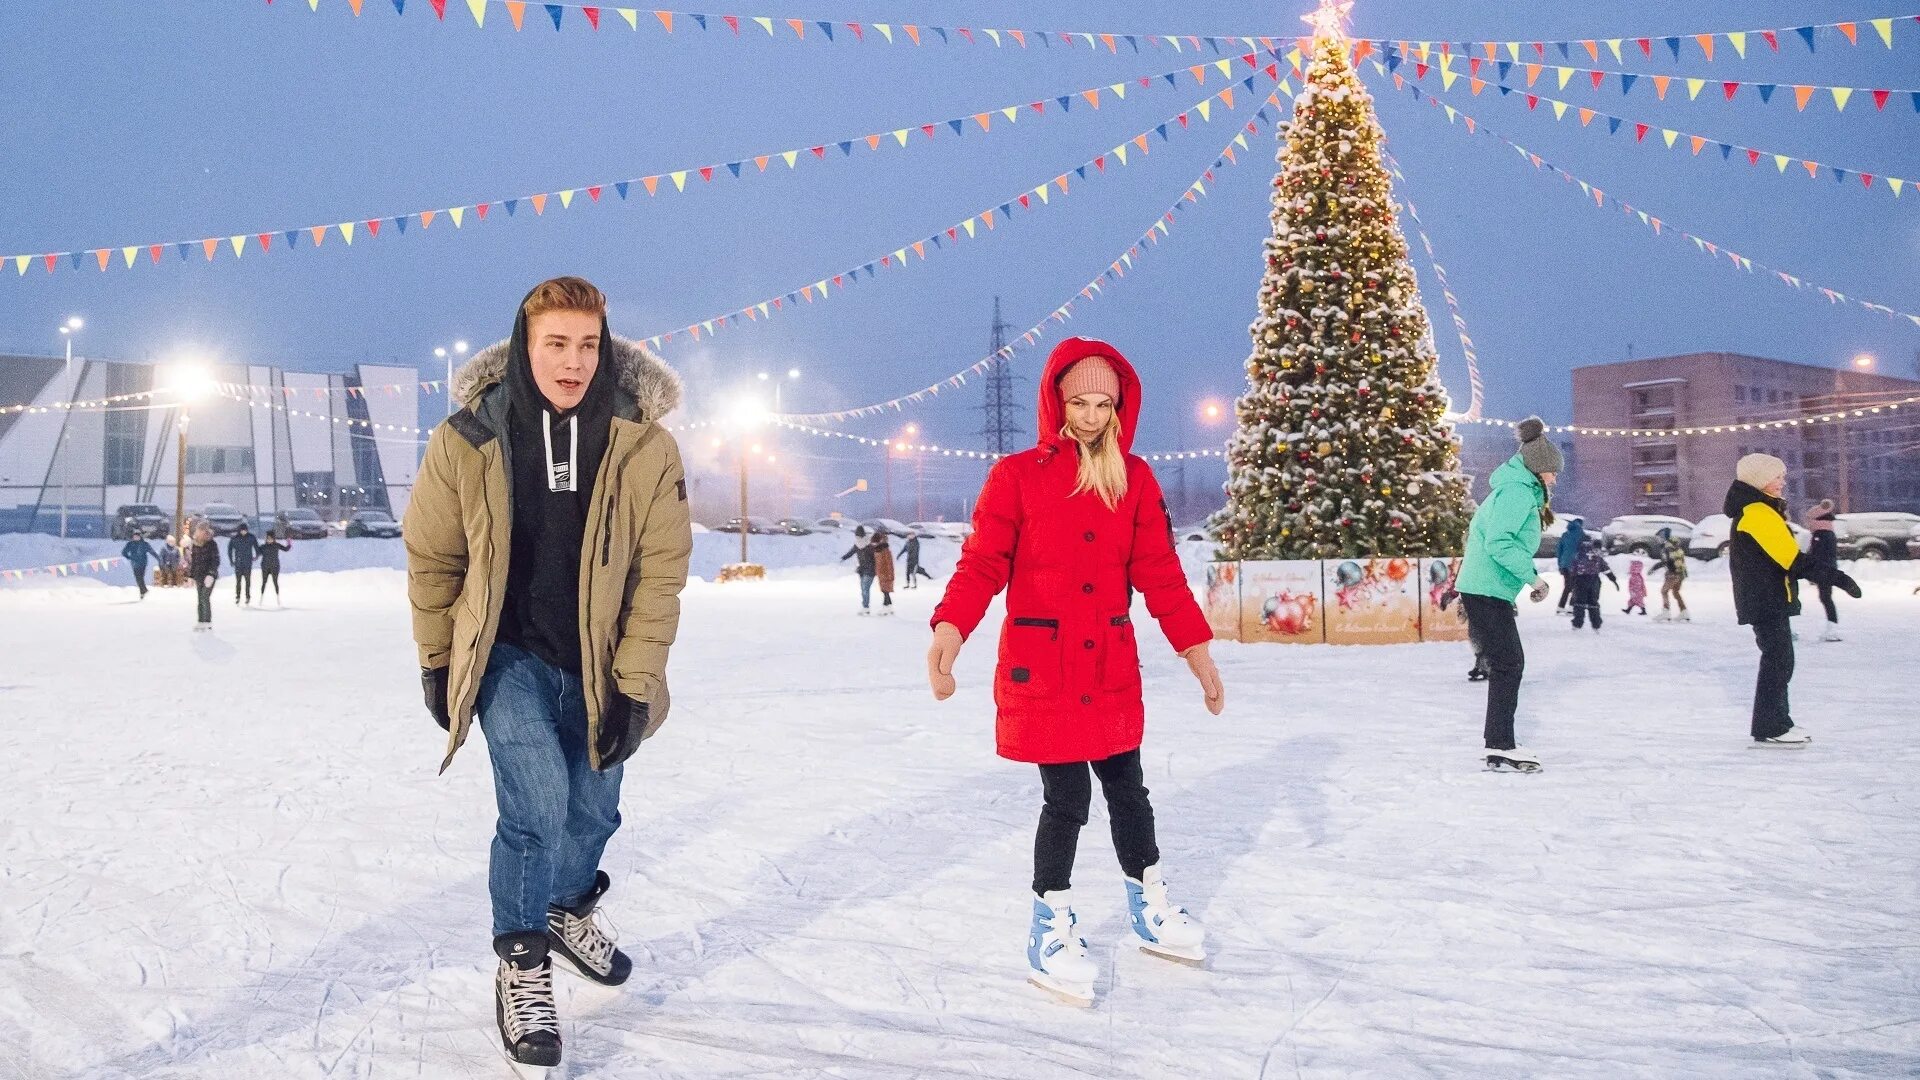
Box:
[2,549,1917,1078]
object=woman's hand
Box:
[1182,642,1225,715]
[928,622,963,700]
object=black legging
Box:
[1816,583,1838,624]
[1034,748,1159,895]
[1556,570,1575,610]
[1461,594,1525,751]
[259,568,280,598]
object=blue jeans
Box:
[859,573,875,609]
[477,643,624,937]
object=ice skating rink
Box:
[2,545,1916,1078]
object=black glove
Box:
[422,667,451,731]
[1835,572,1863,600]
[598,696,650,768]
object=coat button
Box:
[1084,639,1095,649]
[1080,695,1093,705]
[1082,583,1094,594]
[1083,531,1096,542]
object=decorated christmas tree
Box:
[1213,2,1471,561]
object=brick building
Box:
[1571,353,1920,525]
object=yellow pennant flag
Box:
[1889,177,1906,197]
[465,0,485,27]
[230,235,247,256]
[1662,129,1679,148]
[307,0,320,9]
[1439,67,1458,90]
[892,129,909,146]
[1556,66,1574,89]
[339,222,355,245]
[1115,144,1129,165]
[122,246,139,268]
[670,171,688,191]
[962,218,978,238]
[1831,87,1854,111]
[1214,59,1232,78]
[891,249,906,266]
[1197,99,1212,122]
[1686,78,1706,100]
[1109,83,1127,100]
[617,9,637,30]
[1035,185,1049,204]
[15,255,30,275]
[449,206,466,227]
[702,321,714,335]
[1001,106,1018,123]
[504,1,524,29]
[753,16,773,35]
[757,302,770,318]
[1233,132,1249,150]
[1605,39,1623,62]
[558,189,575,209]
[1443,104,1458,122]
[1871,18,1895,47]
[1551,100,1569,120]
[1773,155,1790,173]
[873,23,892,42]
[1726,31,1747,57]
[781,150,799,168]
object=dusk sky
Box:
[5,1,1916,512]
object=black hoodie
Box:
[1723,480,1851,625]
[494,293,619,674]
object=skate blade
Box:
[1137,940,1207,966]
[1027,973,1094,1007]
[1749,740,1811,749]
[1485,760,1542,773]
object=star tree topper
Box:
[1302,0,1354,40]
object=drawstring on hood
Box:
[541,411,579,493]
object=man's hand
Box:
[1183,642,1225,715]
[927,622,962,700]
[421,667,451,731]
[1527,577,1551,604]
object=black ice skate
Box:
[494,932,562,1069]
[546,870,632,986]
[1484,747,1542,773]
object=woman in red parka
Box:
[926,337,1225,1005]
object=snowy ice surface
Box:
[1,547,1916,1078]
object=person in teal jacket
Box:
[1455,417,1561,772]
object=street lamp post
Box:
[436,340,470,417]
[161,363,215,545]
[57,316,82,537]
[758,368,801,414]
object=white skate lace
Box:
[558,907,620,973]
[498,962,558,1041]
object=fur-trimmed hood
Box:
[453,334,683,422]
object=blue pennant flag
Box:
[282,232,298,250]
[1125,34,1140,52]
[546,5,563,31]
[1912,92,1920,113]
[1075,164,1089,180]
[1156,123,1169,141]
[1795,26,1817,51]
[691,14,706,29]
[615,181,629,198]
[725,163,741,178]
[1607,116,1622,134]
[391,0,404,12]
[1208,37,1223,55]
[68,252,81,270]
[948,119,964,136]
[861,262,875,277]
[1164,73,1178,87]
[1665,36,1681,59]
[1035,31,1049,47]
[1718,143,1734,160]
[930,234,943,249]
[838,141,853,156]
[999,203,1012,220]
[1497,84,1513,96]
[1496,60,1512,81]
[1057,95,1072,112]
[818,21,832,40]
[504,199,518,216]
[176,244,191,261]
[1556,42,1570,59]
[1386,53,1402,72]
[1757,84,1776,103]
[1241,75,1256,93]
[932,27,947,43]
[1833,168,1848,184]
[393,216,407,234]
[1620,73,1636,95]
[1410,86,1424,101]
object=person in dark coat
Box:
[1726,455,1859,746]
[258,530,292,605]
[1553,516,1586,614]
[158,534,182,588]
[900,532,935,589]
[187,522,220,629]
[228,522,260,605]
[1567,537,1619,631]
[1802,499,1843,642]
[121,529,159,598]
[871,529,897,614]
[841,525,879,613]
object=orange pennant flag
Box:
[420,209,437,229]
[654,10,671,31]
[1082,89,1101,108]
[912,241,926,259]
[1099,33,1116,52]
[310,226,327,247]
[1133,133,1149,152]
[1651,75,1671,99]
[1222,87,1236,108]
[203,238,221,260]
[1190,64,1207,84]
[505,1,524,29]
[530,193,548,214]
[1793,85,1815,110]
[347,0,363,13]
[754,155,770,171]
[1836,22,1858,45]
[642,176,660,195]
[1695,34,1715,60]
[1578,107,1595,126]
[1524,63,1542,85]
[1581,40,1599,62]
[974,112,991,131]
[865,134,881,150]
[786,18,805,38]
[1689,135,1706,155]
[904,24,920,45]
[94,249,111,271]
[1802,160,1820,178]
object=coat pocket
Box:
[1001,617,1061,696]
[1100,614,1142,692]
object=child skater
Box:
[1622,557,1648,615]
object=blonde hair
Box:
[1063,417,1129,510]
[521,276,607,322]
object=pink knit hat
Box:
[1056,355,1121,404]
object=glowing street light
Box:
[55,316,84,537]
[435,340,470,416]
[160,359,218,543]
[1853,353,1877,370]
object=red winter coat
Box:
[932,337,1211,764]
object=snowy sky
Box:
[3,1,1916,499]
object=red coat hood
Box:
[1036,337,1143,454]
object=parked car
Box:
[909,521,971,541]
[860,518,916,539]
[715,516,782,535]
[111,503,172,540]
[344,508,402,538]
[813,517,855,533]
[772,518,817,536]
[1834,512,1920,561]
[1907,521,1920,560]
[1534,513,1594,560]
[1688,513,1809,560]
[1600,515,1695,557]
[260,507,333,540]
[196,502,247,537]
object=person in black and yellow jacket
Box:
[1725,454,1860,747]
